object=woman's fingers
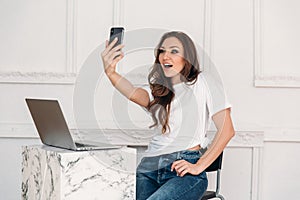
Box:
[100,38,124,75]
[101,42,124,64]
[111,52,124,66]
[173,160,186,171]
[171,160,198,177]
[101,40,111,56]
[112,43,125,52]
[102,38,118,56]
[171,160,185,173]
[107,37,118,50]
[107,50,123,62]
[103,41,124,59]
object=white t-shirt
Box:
[142,72,231,157]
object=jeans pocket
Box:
[137,156,160,173]
[179,150,201,162]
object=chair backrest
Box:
[205,152,223,172]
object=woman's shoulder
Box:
[197,71,225,94]
[193,73,209,91]
[185,73,209,97]
[198,73,206,84]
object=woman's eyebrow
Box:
[160,46,180,49]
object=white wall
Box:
[1,0,300,199]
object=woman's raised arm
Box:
[101,38,150,108]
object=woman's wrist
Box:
[105,69,116,78]
[105,71,122,87]
[195,159,206,174]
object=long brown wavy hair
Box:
[147,31,201,133]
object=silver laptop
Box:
[25,98,122,151]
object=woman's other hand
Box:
[171,160,201,177]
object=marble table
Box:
[21,145,136,200]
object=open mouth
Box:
[163,64,173,68]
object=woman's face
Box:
[158,37,185,83]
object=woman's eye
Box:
[158,49,165,54]
[171,49,179,54]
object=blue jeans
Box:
[136,149,208,200]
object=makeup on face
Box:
[158,47,181,68]
[158,37,185,80]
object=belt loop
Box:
[176,151,181,160]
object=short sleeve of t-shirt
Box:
[139,84,153,113]
[200,72,232,118]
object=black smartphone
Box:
[109,27,124,48]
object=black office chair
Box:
[200,152,225,200]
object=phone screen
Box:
[109,27,124,48]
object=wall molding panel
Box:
[254,75,300,88]
[0,71,76,84]
[202,0,214,70]
[0,122,268,145]
[66,0,78,75]
[0,0,78,85]
[254,0,300,88]
[113,0,124,26]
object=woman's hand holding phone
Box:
[101,27,124,77]
[101,37,124,77]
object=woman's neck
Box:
[171,74,183,85]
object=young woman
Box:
[101,31,235,200]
